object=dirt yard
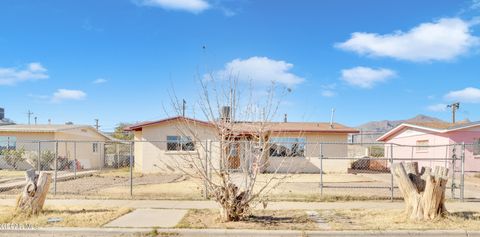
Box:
[0,169,187,199]
[1,169,478,201]
[177,208,480,231]
[177,209,318,230]
[0,205,132,227]
[322,209,480,230]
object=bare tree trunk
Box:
[16,169,52,215]
[214,178,249,221]
[391,162,448,221]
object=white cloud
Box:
[335,18,479,62]
[445,87,480,103]
[205,56,305,87]
[472,0,480,9]
[221,7,236,17]
[321,90,336,97]
[52,89,87,103]
[0,62,49,85]
[340,66,396,89]
[93,78,107,84]
[320,84,336,97]
[427,103,447,112]
[135,0,210,13]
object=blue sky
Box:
[1,0,480,131]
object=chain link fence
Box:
[0,139,477,201]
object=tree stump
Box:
[16,169,52,215]
[214,183,249,221]
[391,162,448,221]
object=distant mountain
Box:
[356,114,445,133]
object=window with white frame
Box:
[269,137,306,157]
[416,140,429,152]
[0,136,16,151]
[166,136,195,151]
[473,138,480,157]
[92,143,99,153]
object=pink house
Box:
[377,121,480,173]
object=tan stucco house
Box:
[0,124,112,170]
[126,116,358,173]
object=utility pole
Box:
[48,119,51,125]
[27,110,34,125]
[34,117,37,125]
[94,119,100,130]
[447,102,460,124]
[182,99,186,117]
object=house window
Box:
[416,140,429,152]
[167,136,195,151]
[0,136,16,151]
[269,137,306,157]
[473,138,480,157]
[93,143,99,153]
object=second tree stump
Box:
[391,162,448,221]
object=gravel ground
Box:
[1,171,477,201]
[0,172,183,196]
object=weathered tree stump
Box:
[16,169,52,215]
[214,183,249,221]
[391,162,448,221]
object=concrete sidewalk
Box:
[0,198,479,211]
[1,227,479,237]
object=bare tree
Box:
[167,76,304,221]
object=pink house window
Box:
[416,140,429,153]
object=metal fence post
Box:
[73,141,77,179]
[209,140,213,181]
[451,145,456,199]
[115,143,119,168]
[319,143,323,197]
[461,142,465,202]
[129,141,133,197]
[390,143,394,202]
[54,141,58,195]
[37,141,41,173]
[204,140,209,199]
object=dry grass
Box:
[177,209,317,230]
[321,209,480,230]
[253,173,374,183]
[268,193,396,202]
[97,167,144,178]
[0,172,404,201]
[177,208,480,231]
[101,180,205,200]
[0,170,24,178]
[0,205,132,227]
